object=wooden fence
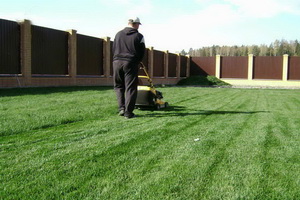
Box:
[0,19,188,88]
[191,55,300,81]
[1,18,299,88]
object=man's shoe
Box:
[118,110,125,116]
[124,113,135,119]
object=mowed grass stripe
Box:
[260,91,300,199]
[88,89,266,198]
[194,90,267,199]
[84,96,253,198]
[182,90,264,199]
[1,87,300,199]
[2,88,246,198]
[0,87,116,136]
[0,88,260,197]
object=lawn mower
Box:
[135,62,168,110]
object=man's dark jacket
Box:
[113,27,145,63]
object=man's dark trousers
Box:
[113,60,139,114]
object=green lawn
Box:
[1,86,300,199]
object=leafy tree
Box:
[259,44,269,56]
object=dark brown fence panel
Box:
[77,34,104,76]
[168,53,177,77]
[289,57,300,80]
[180,56,187,77]
[153,50,164,77]
[0,19,20,74]
[139,49,149,76]
[31,25,68,75]
[190,57,215,76]
[253,56,282,79]
[221,56,248,78]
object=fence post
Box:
[165,50,169,78]
[176,53,181,78]
[282,54,289,81]
[67,30,77,80]
[20,19,32,83]
[215,55,221,78]
[248,54,254,80]
[186,55,190,77]
[103,37,111,77]
[149,47,154,78]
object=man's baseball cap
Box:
[129,17,142,25]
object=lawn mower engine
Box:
[136,85,168,110]
[135,62,168,110]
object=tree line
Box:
[181,39,300,57]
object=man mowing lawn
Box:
[112,17,146,119]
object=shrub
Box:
[177,75,231,86]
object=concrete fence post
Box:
[165,50,169,78]
[67,29,77,81]
[215,55,221,78]
[282,54,289,81]
[20,19,32,83]
[149,47,154,78]
[248,54,254,80]
[176,54,181,78]
[103,37,111,77]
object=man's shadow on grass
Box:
[142,106,269,117]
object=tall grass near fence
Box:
[1,87,300,199]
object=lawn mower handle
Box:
[139,62,151,79]
[139,62,154,88]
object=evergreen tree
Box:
[188,48,194,56]
[295,40,300,56]
[180,49,187,55]
[273,40,280,56]
[186,39,300,57]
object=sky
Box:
[1,0,300,53]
